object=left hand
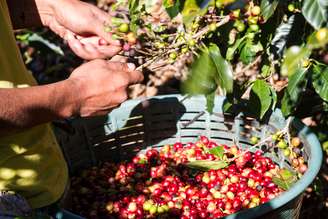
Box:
[41,0,121,60]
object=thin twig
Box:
[228,117,292,162]
[181,111,205,128]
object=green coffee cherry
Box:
[209,23,217,32]
[283,148,291,157]
[169,52,177,60]
[271,134,278,141]
[234,20,245,32]
[277,140,288,149]
[149,205,157,214]
[104,26,112,33]
[181,47,189,53]
[250,136,259,144]
[249,24,260,32]
[288,4,295,12]
[157,206,165,214]
[118,23,129,33]
[188,39,196,47]
[323,141,328,151]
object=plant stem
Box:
[228,117,292,162]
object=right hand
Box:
[68,59,143,117]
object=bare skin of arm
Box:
[0,60,143,136]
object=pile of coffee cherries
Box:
[70,136,296,218]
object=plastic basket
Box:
[56,95,322,219]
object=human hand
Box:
[68,60,143,117]
[41,0,121,59]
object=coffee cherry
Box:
[235,21,246,32]
[291,137,301,147]
[277,140,287,149]
[288,4,295,12]
[209,23,217,32]
[149,205,157,214]
[181,46,189,54]
[283,148,291,157]
[251,6,261,16]
[118,23,129,33]
[249,24,260,32]
[316,28,328,43]
[250,136,259,144]
[248,16,259,25]
[298,164,307,174]
[188,39,196,47]
[126,32,137,44]
[169,52,178,60]
[215,1,222,8]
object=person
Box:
[0,0,143,217]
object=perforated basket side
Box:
[57,95,322,219]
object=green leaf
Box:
[182,50,218,95]
[250,80,272,119]
[206,92,215,113]
[270,87,277,110]
[208,43,233,93]
[181,0,212,25]
[226,36,246,61]
[281,46,311,76]
[311,64,328,102]
[270,15,296,59]
[272,168,297,190]
[186,160,228,171]
[302,0,328,30]
[128,0,141,33]
[209,146,224,159]
[240,40,263,64]
[163,0,182,18]
[281,68,308,116]
[260,0,279,21]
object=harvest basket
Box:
[55,95,322,219]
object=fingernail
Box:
[127,63,136,71]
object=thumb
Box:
[92,10,122,46]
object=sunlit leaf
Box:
[226,36,246,61]
[208,43,233,93]
[302,0,328,30]
[272,168,297,190]
[249,80,272,119]
[271,15,296,59]
[311,63,328,102]
[181,0,212,25]
[182,50,218,95]
[209,146,224,159]
[186,160,228,171]
[281,67,309,116]
[280,46,311,76]
[206,92,215,113]
[260,0,279,21]
[163,0,182,18]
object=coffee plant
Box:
[100,0,327,121]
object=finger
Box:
[110,91,128,105]
[98,46,122,57]
[67,35,97,60]
[90,8,122,46]
[107,61,136,72]
[82,43,104,58]
[110,55,128,62]
[126,70,144,84]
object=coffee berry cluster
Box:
[70,136,298,218]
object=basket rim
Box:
[119,94,322,219]
[64,94,322,219]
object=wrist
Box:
[55,79,81,118]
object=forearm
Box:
[6,0,55,29]
[0,79,78,136]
